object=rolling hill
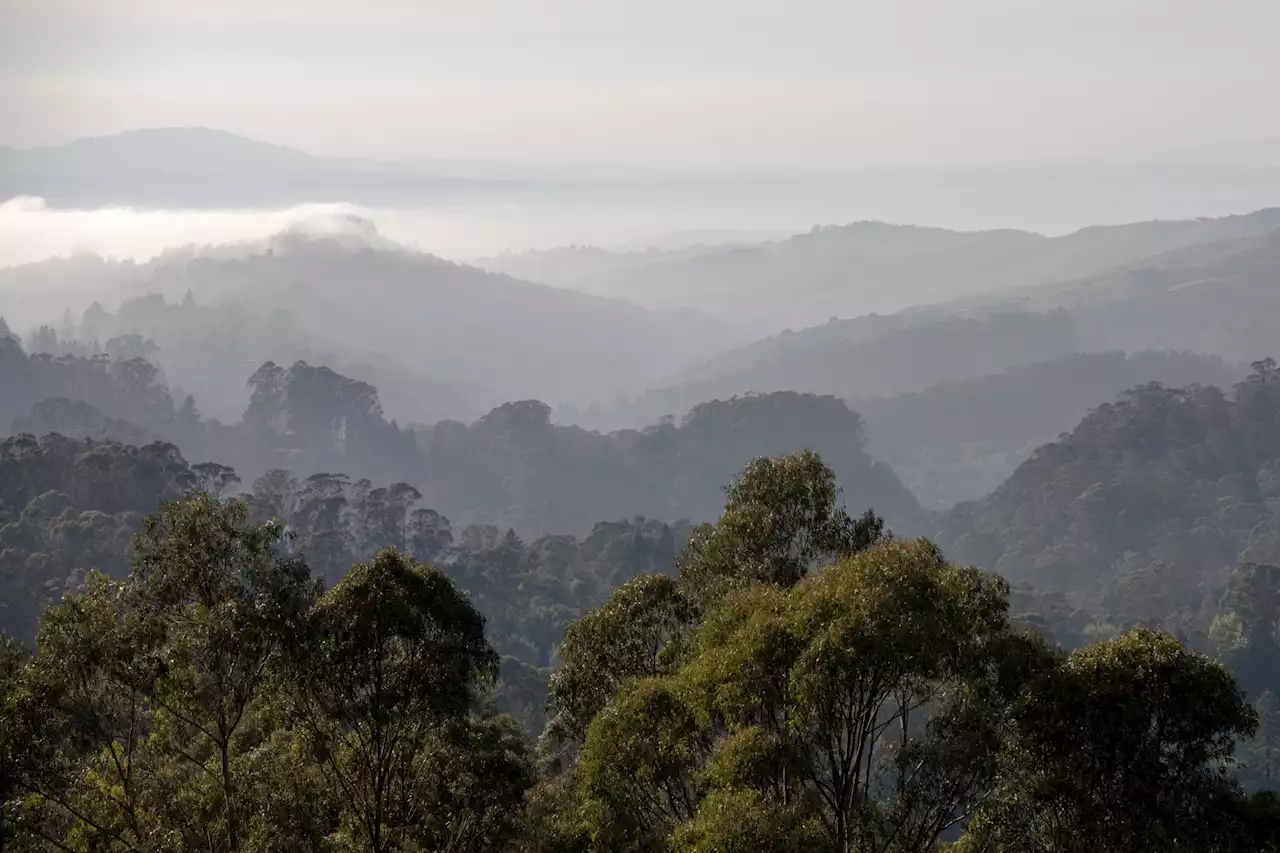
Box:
[0,226,733,423]
[477,209,1280,332]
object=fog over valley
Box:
[7,2,1280,849]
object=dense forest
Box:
[4,449,1280,850]
[0,429,695,733]
[10,0,1280,832]
[937,361,1280,651]
[857,350,1241,507]
[9,197,1280,849]
[1,332,920,537]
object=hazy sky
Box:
[2,0,1279,167]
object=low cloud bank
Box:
[0,197,396,269]
[0,194,742,271]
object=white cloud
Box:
[0,197,381,267]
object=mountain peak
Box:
[4,127,318,175]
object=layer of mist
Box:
[12,2,1280,842]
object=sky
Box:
[3,0,1280,168]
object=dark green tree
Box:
[287,549,499,852]
[968,629,1258,852]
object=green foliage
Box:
[1,498,535,852]
[546,574,694,754]
[1213,562,1280,697]
[4,429,1279,851]
[678,449,887,607]
[287,550,497,852]
[968,629,1258,852]
[0,433,203,641]
[410,714,537,853]
[669,789,830,853]
[578,677,707,848]
[1240,691,1280,792]
[541,439,1276,850]
[560,539,1028,853]
[5,496,321,851]
[0,431,695,738]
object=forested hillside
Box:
[0,432,692,734]
[415,392,919,535]
[0,434,199,641]
[4,449,1279,850]
[936,360,1280,655]
[1,335,920,538]
[858,350,1241,507]
[8,205,1280,850]
[9,4,1280,846]
[592,310,1083,429]
[5,301,1280,843]
[0,232,728,421]
[1044,227,1280,364]
[586,218,1280,433]
[478,208,1280,332]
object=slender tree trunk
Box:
[219,724,239,851]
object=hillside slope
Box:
[934,361,1280,644]
[477,209,1280,331]
[1,229,732,419]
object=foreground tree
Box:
[412,714,537,853]
[568,539,1033,853]
[544,574,695,757]
[545,451,885,757]
[2,498,533,853]
[7,494,318,851]
[678,450,886,608]
[966,629,1259,852]
[287,549,501,852]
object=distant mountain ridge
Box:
[476,208,1280,331]
[0,127,532,207]
[574,211,1280,437]
[0,127,319,174]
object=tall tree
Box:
[968,629,1258,852]
[6,494,317,851]
[570,539,1029,853]
[288,549,498,852]
[679,449,886,608]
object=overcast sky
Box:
[2,0,1278,168]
